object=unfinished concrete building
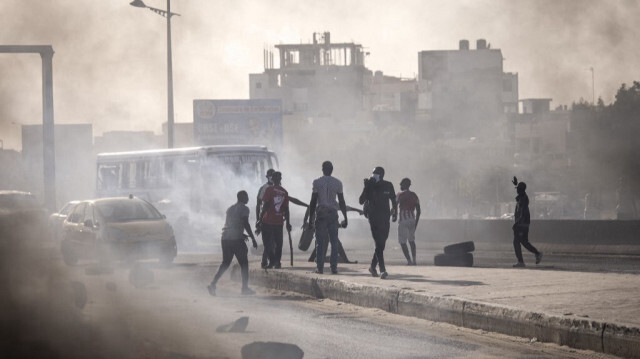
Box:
[250,32,371,121]
[417,39,519,138]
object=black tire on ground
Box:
[61,241,77,266]
[434,253,473,267]
[443,241,475,254]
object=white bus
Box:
[96,145,278,250]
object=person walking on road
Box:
[360,166,397,279]
[308,161,348,274]
[208,190,259,296]
[396,178,421,266]
[511,177,542,268]
[257,171,291,269]
[256,169,276,226]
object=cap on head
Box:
[271,171,282,182]
[266,168,275,178]
[516,182,526,191]
[400,178,411,188]
[373,166,385,177]
[322,161,333,175]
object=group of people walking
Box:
[207,162,542,296]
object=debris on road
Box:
[216,316,249,333]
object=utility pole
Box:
[0,45,56,211]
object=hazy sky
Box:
[1,0,639,150]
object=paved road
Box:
[0,239,622,359]
[48,260,621,359]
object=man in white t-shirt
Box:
[307,161,348,274]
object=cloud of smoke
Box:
[2,0,639,151]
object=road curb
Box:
[250,268,640,359]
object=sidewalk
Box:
[249,261,640,359]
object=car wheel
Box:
[61,240,78,266]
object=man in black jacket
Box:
[359,167,397,279]
[512,178,543,267]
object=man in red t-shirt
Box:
[396,178,421,265]
[257,171,291,268]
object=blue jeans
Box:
[315,207,339,270]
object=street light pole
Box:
[590,66,595,105]
[130,0,180,148]
[166,0,175,148]
[587,66,595,105]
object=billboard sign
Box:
[193,99,282,149]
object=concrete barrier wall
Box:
[416,219,640,249]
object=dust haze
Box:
[2,0,640,150]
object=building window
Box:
[503,78,513,92]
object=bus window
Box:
[163,160,174,187]
[135,160,147,188]
[98,165,120,191]
[149,159,168,188]
[121,162,131,189]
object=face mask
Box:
[372,174,380,182]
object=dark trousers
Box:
[369,217,390,272]
[513,227,539,263]
[314,208,340,270]
[212,239,249,289]
[262,223,283,267]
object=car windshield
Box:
[59,202,77,215]
[96,200,162,223]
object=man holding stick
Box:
[257,171,291,269]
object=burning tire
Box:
[443,241,475,254]
[434,253,473,267]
